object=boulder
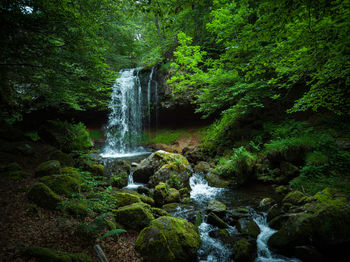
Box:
[135,216,201,262]
[35,160,61,177]
[259,198,276,210]
[27,182,61,210]
[206,200,226,214]
[86,164,104,176]
[133,151,192,188]
[238,219,260,239]
[205,173,230,188]
[207,212,228,229]
[48,150,74,167]
[154,182,169,207]
[114,203,154,230]
[182,146,207,164]
[233,238,257,262]
[282,191,307,205]
[194,161,212,173]
[151,208,170,218]
[165,188,180,204]
[40,174,80,198]
[113,192,142,208]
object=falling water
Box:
[102,68,146,157]
[147,67,154,127]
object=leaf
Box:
[100,229,127,241]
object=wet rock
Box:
[179,188,190,198]
[266,204,282,222]
[238,219,260,239]
[282,191,307,205]
[194,161,212,173]
[151,207,169,218]
[154,182,170,207]
[138,186,151,196]
[113,192,142,208]
[259,198,276,210]
[275,185,289,194]
[165,188,180,204]
[182,146,207,164]
[207,212,228,229]
[294,245,324,262]
[114,202,154,230]
[35,160,61,177]
[205,172,230,188]
[134,150,192,186]
[27,182,61,210]
[206,200,226,215]
[233,238,257,262]
[268,214,290,230]
[135,216,201,262]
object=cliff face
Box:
[139,67,203,127]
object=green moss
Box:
[140,194,155,206]
[27,182,61,210]
[241,220,260,239]
[35,160,61,177]
[86,164,104,176]
[114,192,142,208]
[165,188,180,204]
[40,174,80,198]
[282,191,307,205]
[234,238,257,262]
[135,216,201,262]
[151,207,170,218]
[114,202,154,230]
[65,201,89,218]
[22,246,92,262]
[154,182,170,206]
[8,170,31,180]
[60,167,81,178]
[49,150,74,167]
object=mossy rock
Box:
[165,188,180,204]
[23,246,92,262]
[60,167,81,179]
[114,192,142,208]
[206,200,226,214]
[259,198,276,210]
[65,201,89,218]
[27,182,61,210]
[35,160,61,177]
[86,163,104,176]
[179,188,190,198]
[134,150,192,185]
[207,212,227,229]
[194,161,212,173]
[40,174,80,198]
[111,172,128,188]
[240,219,260,239]
[154,182,170,206]
[140,194,155,206]
[283,191,307,206]
[114,202,154,230]
[49,150,74,167]
[205,172,231,188]
[135,216,201,262]
[233,238,257,262]
[151,207,170,218]
[8,170,31,180]
[275,185,289,194]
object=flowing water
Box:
[101,68,157,158]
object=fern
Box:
[100,229,127,241]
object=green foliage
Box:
[24,131,40,142]
[88,130,104,140]
[100,228,127,241]
[215,147,256,178]
[147,128,190,145]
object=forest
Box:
[1,0,350,261]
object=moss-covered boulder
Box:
[165,188,180,204]
[86,163,104,176]
[206,200,226,214]
[268,188,350,256]
[194,161,212,173]
[133,151,192,188]
[65,201,89,218]
[23,246,92,262]
[179,187,190,198]
[35,160,61,177]
[238,219,260,239]
[27,182,61,210]
[259,198,276,210]
[151,207,170,218]
[135,216,201,262]
[48,150,74,167]
[233,238,257,262]
[204,172,231,188]
[60,167,81,179]
[207,212,228,229]
[114,202,154,230]
[40,174,80,198]
[154,182,170,206]
[282,191,307,205]
[114,192,142,208]
[108,160,130,188]
[111,172,128,188]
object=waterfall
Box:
[101,68,147,158]
[147,67,154,128]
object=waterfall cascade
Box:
[101,68,157,158]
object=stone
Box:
[194,161,212,173]
[207,212,228,229]
[113,192,142,208]
[282,191,307,205]
[204,173,231,188]
[27,182,61,210]
[259,198,276,210]
[165,188,180,204]
[151,208,170,218]
[206,200,226,214]
[154,182,170,207]
[234,238,257,262]
[238,219,260,239]
[40,174,80,198]
[135,216,201,262]
[86,164,104,176]
[275,185,289,194]
[35,160,61,177]
[48,150,74,167]
[114,202,154,230]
